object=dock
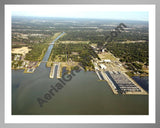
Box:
[49,63,62,79]
[57,63,61,78]
[103,71,148,95]
[49,65,55,78]
[95,70,104,80]
[123,73,148,95]
[24,68,35,73]
[101,71,118,94]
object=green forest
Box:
[50,43,99,70]
[105,42,148,64]
[106,42,148,75]
[25,44,48,61]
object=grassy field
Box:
[60,62,80,73]
[46,61,52,67]
[90,43,97,47]
[98,52,118,61]
[44,32,62,44]
[47,32,61,43]
[51,32,61,40]
[38,47,48,61]
[58,41,89,44]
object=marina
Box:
[49,63,61,79]
[103,71,147,95]
[49,64,56,78]
[94,58,148,95]
[95,70,104,80]
[57,63,61,78]
[101,71,118,94]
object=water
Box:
[62,67,67,74]
[12,32,148,115]
[42,45,54,61]
[98,71,104,80]
[132,76,149,92]
[105,71,121,92]
[12,69,148,115]
[54,65,58,78]
[42,32,65,61]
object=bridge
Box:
[41,61,60,64]
[41,61,48,63]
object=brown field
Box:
[12,42,27,45]
[120,40,147,44]
[90,43,97,47]
[12,47,31,56]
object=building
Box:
[104,59,111,63]
[95,66,99,70]
[99,64,107,69]
[102,49,105,53]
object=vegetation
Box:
[25,44,48,61]
[105,42,148,65]
[12,16,149,75]
[12,60,23,69]
[60,31,148,42]
[12,44,27,48]
[59,30,148,49]
[50,43,99,70]
[105,42,148,76]
[12,53,22,60]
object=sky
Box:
[11,5,149,21]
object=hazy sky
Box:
[11,5,149,21]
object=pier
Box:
[95,70,104,80]
[102,71,148,95]
[49,63,61,79]
[57,63,61,78]
[101,71,118,95]
[49,65,55,78]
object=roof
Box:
[104,59,111,62]
[99,64,107,69]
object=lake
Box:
[12,65,148,115]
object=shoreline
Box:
[11,67,149,77]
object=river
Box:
[12,32,148,115]
[42,32,65,61]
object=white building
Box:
[102,49,105,52]
[95,66,99,70]
[99,64,107,69]
[104,59,111,63]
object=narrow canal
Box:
[42,32,65,62]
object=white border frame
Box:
[5,4,155,123]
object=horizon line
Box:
[12,15,149,22]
